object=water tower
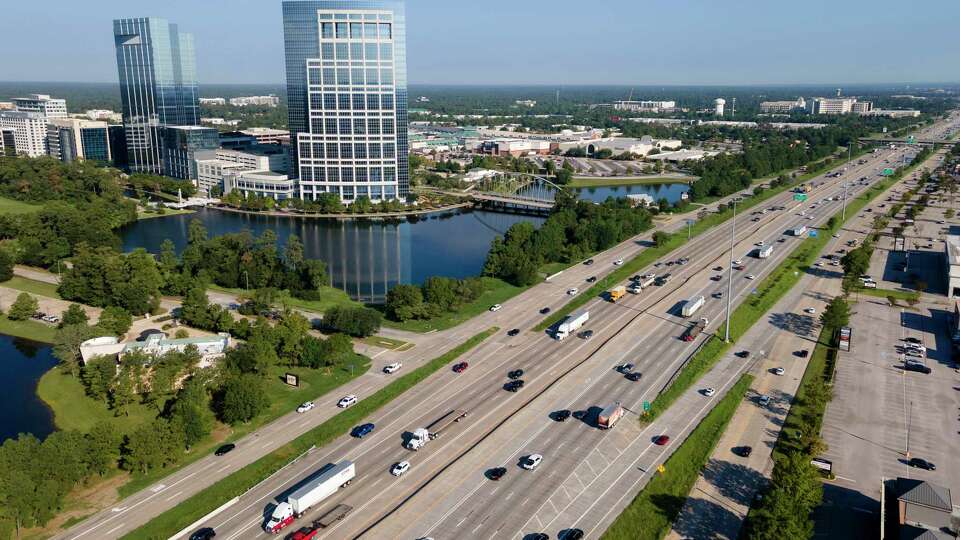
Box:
[714,98,726,116]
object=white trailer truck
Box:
[264,461,356,533]
[555,309,589,340]
[681,296,705,318]
[757,245,774,258]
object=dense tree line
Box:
[483,193,653,286]
[128,173,197,199]
[384,276,486,322]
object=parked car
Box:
[773,367,786,376]
[907,457,936,471]
[214,444,235,456]
[453,362,468,373]
[508,369,524,380]
[391,461,411,476]
[296,401,315,413]
[904,362,931,374]
[797,349,810,358]
[758,394,770,407]
[561,530,584,540]
[804,307,816,314]
[735,446,753,458]
[337,395,357,408]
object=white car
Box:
[296,401,315,413]
[383,362,402,374]
[703,387,717,397]
[904,348,925,358]
[746,274,756,280]
[804,307,816,314]
[337,395,358,408]
[756,241,765,247]
[815,261,823,267]
[832,234,840,238]
[733,259,743,265]
[773,367,786,376]
[613,258,624,266]
[521,454,543,470]
[567,288,579,295]
[391,461,410,476]
[489,304,502,312]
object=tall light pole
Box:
[687,219,694,240]
[724,197,741,342]
[841,182,849,222]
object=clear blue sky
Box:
[2,0,957,85]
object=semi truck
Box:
[683,317,708,342]
[608,285,627,302]
[264,461,356,533]
[681,295,705,317]
[757,245,774,259]
[637,274,657,289]
[598,402,625,429]
[792,225,807,237]
[406,409,468,450]
[555,309,589,340]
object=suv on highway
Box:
[453,362,468,373]
[552,409,571,422]
[504,380,525,392]
[508,369,524,380]
[337,395,358,408]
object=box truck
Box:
[555,309,589,340]
[681,295,705,317]
[598,402,625,429]
[608,286,627,302]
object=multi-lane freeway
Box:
[189,142,924,540]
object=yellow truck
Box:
[609,285,627,302]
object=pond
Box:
[0,334,57,443]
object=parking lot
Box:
[817,159,960,539]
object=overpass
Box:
[858,136,954,148]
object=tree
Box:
[0,248,13,282]
[385,284,424,321]
[7,292,38,321]
[322,306,382,337]
[97,306,132,336]
[85,422,121,476]
[109,365,136,416]
[169,379,214,449]
[60,304,89,327]
[820,296,851,330]
[80,356,115,401]
[219,375,270,424]
[840,247,871,280]
[652,231,672,248]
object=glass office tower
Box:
[282,1,408,201]
[113,18,200,174]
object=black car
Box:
[561,529,584,540]
[625,371,642,381]
[735,446,753,457]
[214,444,236,456]
[904,337,922,344]
[489,467,507,480]
[189,528,216,540]
[540,307,551,314]
[713,266,724,272]
[508,369,524,379]
[908,457,936,471]
[586,276,597,283]
[617,363,635,373]
[507,328,520,336]
[584,259,594,266]
[504,380,525,392]
[552,409,571,422]
[797,349,809,358]
[579,330,594,339]
[904,362,931,374]
[737,350,751,359]
[630,275,641,282]
[526,534,549,540]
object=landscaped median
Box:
[644,150,927,422]
[601,374,754,540]
[121,327,497,540]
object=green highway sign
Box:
[882,168,895,176]
[643,401,651,412]
[793,193,807,201]
[907,135,916,144]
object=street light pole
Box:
[841,182,849,222]
[687,219,693,240]
[724,198,739,342]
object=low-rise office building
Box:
[198,97,226,106]
[613,100,677,113]
[808,97,857,115]
[240,127,289,145]
[46,118,111,163]
[0,110,49,157]
[894,478,954,539]
[479,138,553,157]
[229,95,280,107]
[760,97,806,113]
[195,145,289,196]
[161,125,219,180]
[945,234,960,298]
[558,135,682,157]
[79,333,230,368]
[224,170,295,200]
[12,94,68,119]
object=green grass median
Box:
[122,327,497,540]
[601,374,753,540]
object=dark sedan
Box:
[214,444,235,456]
[489,467,507,480]
[552,409,571,422]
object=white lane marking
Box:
[164,490,183,502]
[104,524,125,536]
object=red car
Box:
[290,527,319,540]
[453,362,468,373]
[654,435,670,446]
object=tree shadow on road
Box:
[767,312,818,338]
[701,458,767,507]
[667,491,744,540]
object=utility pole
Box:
[725,198,740,342]
[906,400,913,458]
[841,182,849,221]
[687,219,693,240]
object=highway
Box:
[191,142,916,540]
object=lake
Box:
[0,334,57,443]
[120,182,687,302]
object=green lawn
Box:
[0,315,58,343]
[855,286,920,303]
[208,284,362,314]
[37,366,157,433]
[0,196,42,215]
[601,375,753,540]
[123,327,496,540]
[136,207,195,221]
[569,176,691,188]
[2,276,62,298]
[382,277,528,333]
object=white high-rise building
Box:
[714,98,726,116]
[0,111,50,157]
[13,94,68,119]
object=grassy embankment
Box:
[0,196,43,215]
[122,327,496,540]
[601,375,753,540]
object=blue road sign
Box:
[808,230,818,238]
